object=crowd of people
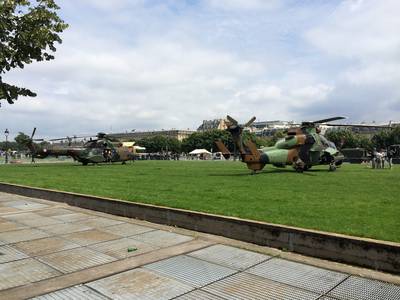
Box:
[370,148,395,169]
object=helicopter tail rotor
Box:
[215,115,265,172]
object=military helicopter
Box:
[27,128,136,165]
[215,115,346,173]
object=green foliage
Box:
[138,135,181,153]
[181,130,233,153]
[326,127,400,150]
[14,131,31,150]
[0,0,68,105]
[0,162,399,242]
[372,127,400,149]
[0,140,17,150]
[263,130,286,146]
[181,130,271,153]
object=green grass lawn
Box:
[0,161,399,242]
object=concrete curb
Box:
[1,182,399,274]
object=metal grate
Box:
[145,255,237,288]
[175,289,226,300]
[188,244,270,270]
[203,271,320,300]
[87,268,193,300]
[132,230,193,248]
[328,275,400,300]
[0,258,61,290]
[247,258,348,294]
[31,285,109,300]
[37,247,116,274]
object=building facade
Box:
[109,130,195,142]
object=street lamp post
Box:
[4,128,9,164]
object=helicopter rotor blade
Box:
[244,116,256,128]
[324,123,393,128]
[313,116,346,124]
[226,115,238,126]
[31,127,37,139]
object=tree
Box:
[180,129,270,154]
[138,136,181,153]
[325,129,359,149]
[181,130,233,153]
[0,0,68,105]
[372,127,400,149]
[14,131,31,150]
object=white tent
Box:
[134,145,146,151]
[189,149,212,155]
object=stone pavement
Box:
[0,192,399,300]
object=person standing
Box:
[387,147,394,169]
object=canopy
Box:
[189,149,211,155]
[133,146,146,150]
[122,142,135,147]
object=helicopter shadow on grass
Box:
[209,168,319,177]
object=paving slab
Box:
[76,216,125,228]
[37,247,116,273]
[0,206,22,214]
[39,222,93,235]
[132,229,193,247]
[35,208,77,217]
[101,222,155,237]
[0,228,50,244]
[31,284,109,300]
[3,212,64,227]
[13,236,81,257]
[53,212,96,223]
[0,258,61,291]
[61,229,120,246]
[188,244,271,270]
[87,268,194,300]
[0,244,29,263]
[0,191,399,300]
[1,200,49,210]
[0,220,27,232]
[88,237,158,259]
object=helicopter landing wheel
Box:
[294,158,305,172]
[329,164,337,171]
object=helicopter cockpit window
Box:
[320,135,336,149]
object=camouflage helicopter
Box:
[215,115,346,173]
[27,128,136,165]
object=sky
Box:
[2,0,400,139]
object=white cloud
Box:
[2,0,400,139]
[206,0,282,11]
